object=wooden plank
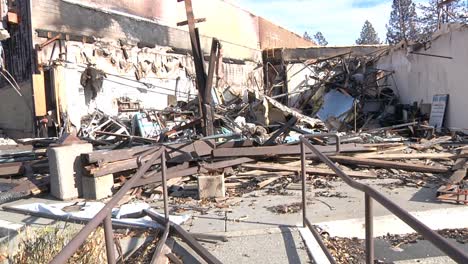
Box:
[352,152,457,160]
[217,139,254,148]
[0,144,32,151]
[447,168,467,184]
[32,71,47,116]
[135,158,255,187]
[83,145,153,164]
[451,149,468,171]
[242,162,376,178]
[84,140,215,176]
[328,155,449,174]
[212,144,375,158]
[410,136,452,151]
[83,140,215,164]
[237,170,291,177]
[0,162,23,176]
[257,177,281,189]
[361,143,405,148]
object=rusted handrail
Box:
[300,135,468,264]
[50,146,165,264]
[50,144,222,264]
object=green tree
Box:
[303,31,312,41]
[313,31,328,46]
[356,20,380,44]
[386,0,419,44]
[417,0,467,40]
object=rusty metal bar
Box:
[304,218,337,264]
[161,152,169,221]
[365,194,374,264]
[302,133,340,153]
[301,141,307,228]
[300,137,468,264]
[49,147,165,264]
[104,214,116,264]
[145,209,222,264]
[149,222,170,264]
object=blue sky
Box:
[234,0,427,45]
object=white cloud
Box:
[235,0,428,45]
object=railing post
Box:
[365,193,374,264]
[104,214,116,264]
[161,149,169,221]
[300,138,307,228]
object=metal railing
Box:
[299,134,468,264]
[50,146,221,264]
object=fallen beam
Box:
[212,144,374,158]
[328,155,449,174]
[242,162,376,178]
[84,140,215,177]
[83,140,215,164]
[0,162,23,176]
[410,136,452,151]
[135,158,254,187]
[352,152,461,160]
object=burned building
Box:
[0,0,315,139]
[1,1,468,264]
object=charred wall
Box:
[0,0,35,138]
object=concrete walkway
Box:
[0,178,466,263]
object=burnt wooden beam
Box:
[135,158,254,187]
[242,162,376,178]
[179,0,214,136]
[328,155,449,174]
[212,144,374,158]
[216,139,255,148]
[263,116,298,146]
[83,140,215,177]
[203,38,220,136]
[35,29,96,44]
[0,162,24,176]
[177,18,206,26]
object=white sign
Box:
[429,94,448,132]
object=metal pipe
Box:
[161,151,169,221]
[189,233,228,242]
[365,194,374,264]
[305,218,337,264]
[299,137,468,264]
[150,223,170,264]
[409,51,452,60]
[302,133,340,153]
[145,209,222,264]
[104,214,116,264]
[301,141,307,228]
[50,147,165,264]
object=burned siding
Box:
[2,0,33,85]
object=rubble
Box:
[321,228,468,264]
[0,4,465,263]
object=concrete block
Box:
[48,143,92,200]
[82,174,114,200]
[197,174,225,199]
